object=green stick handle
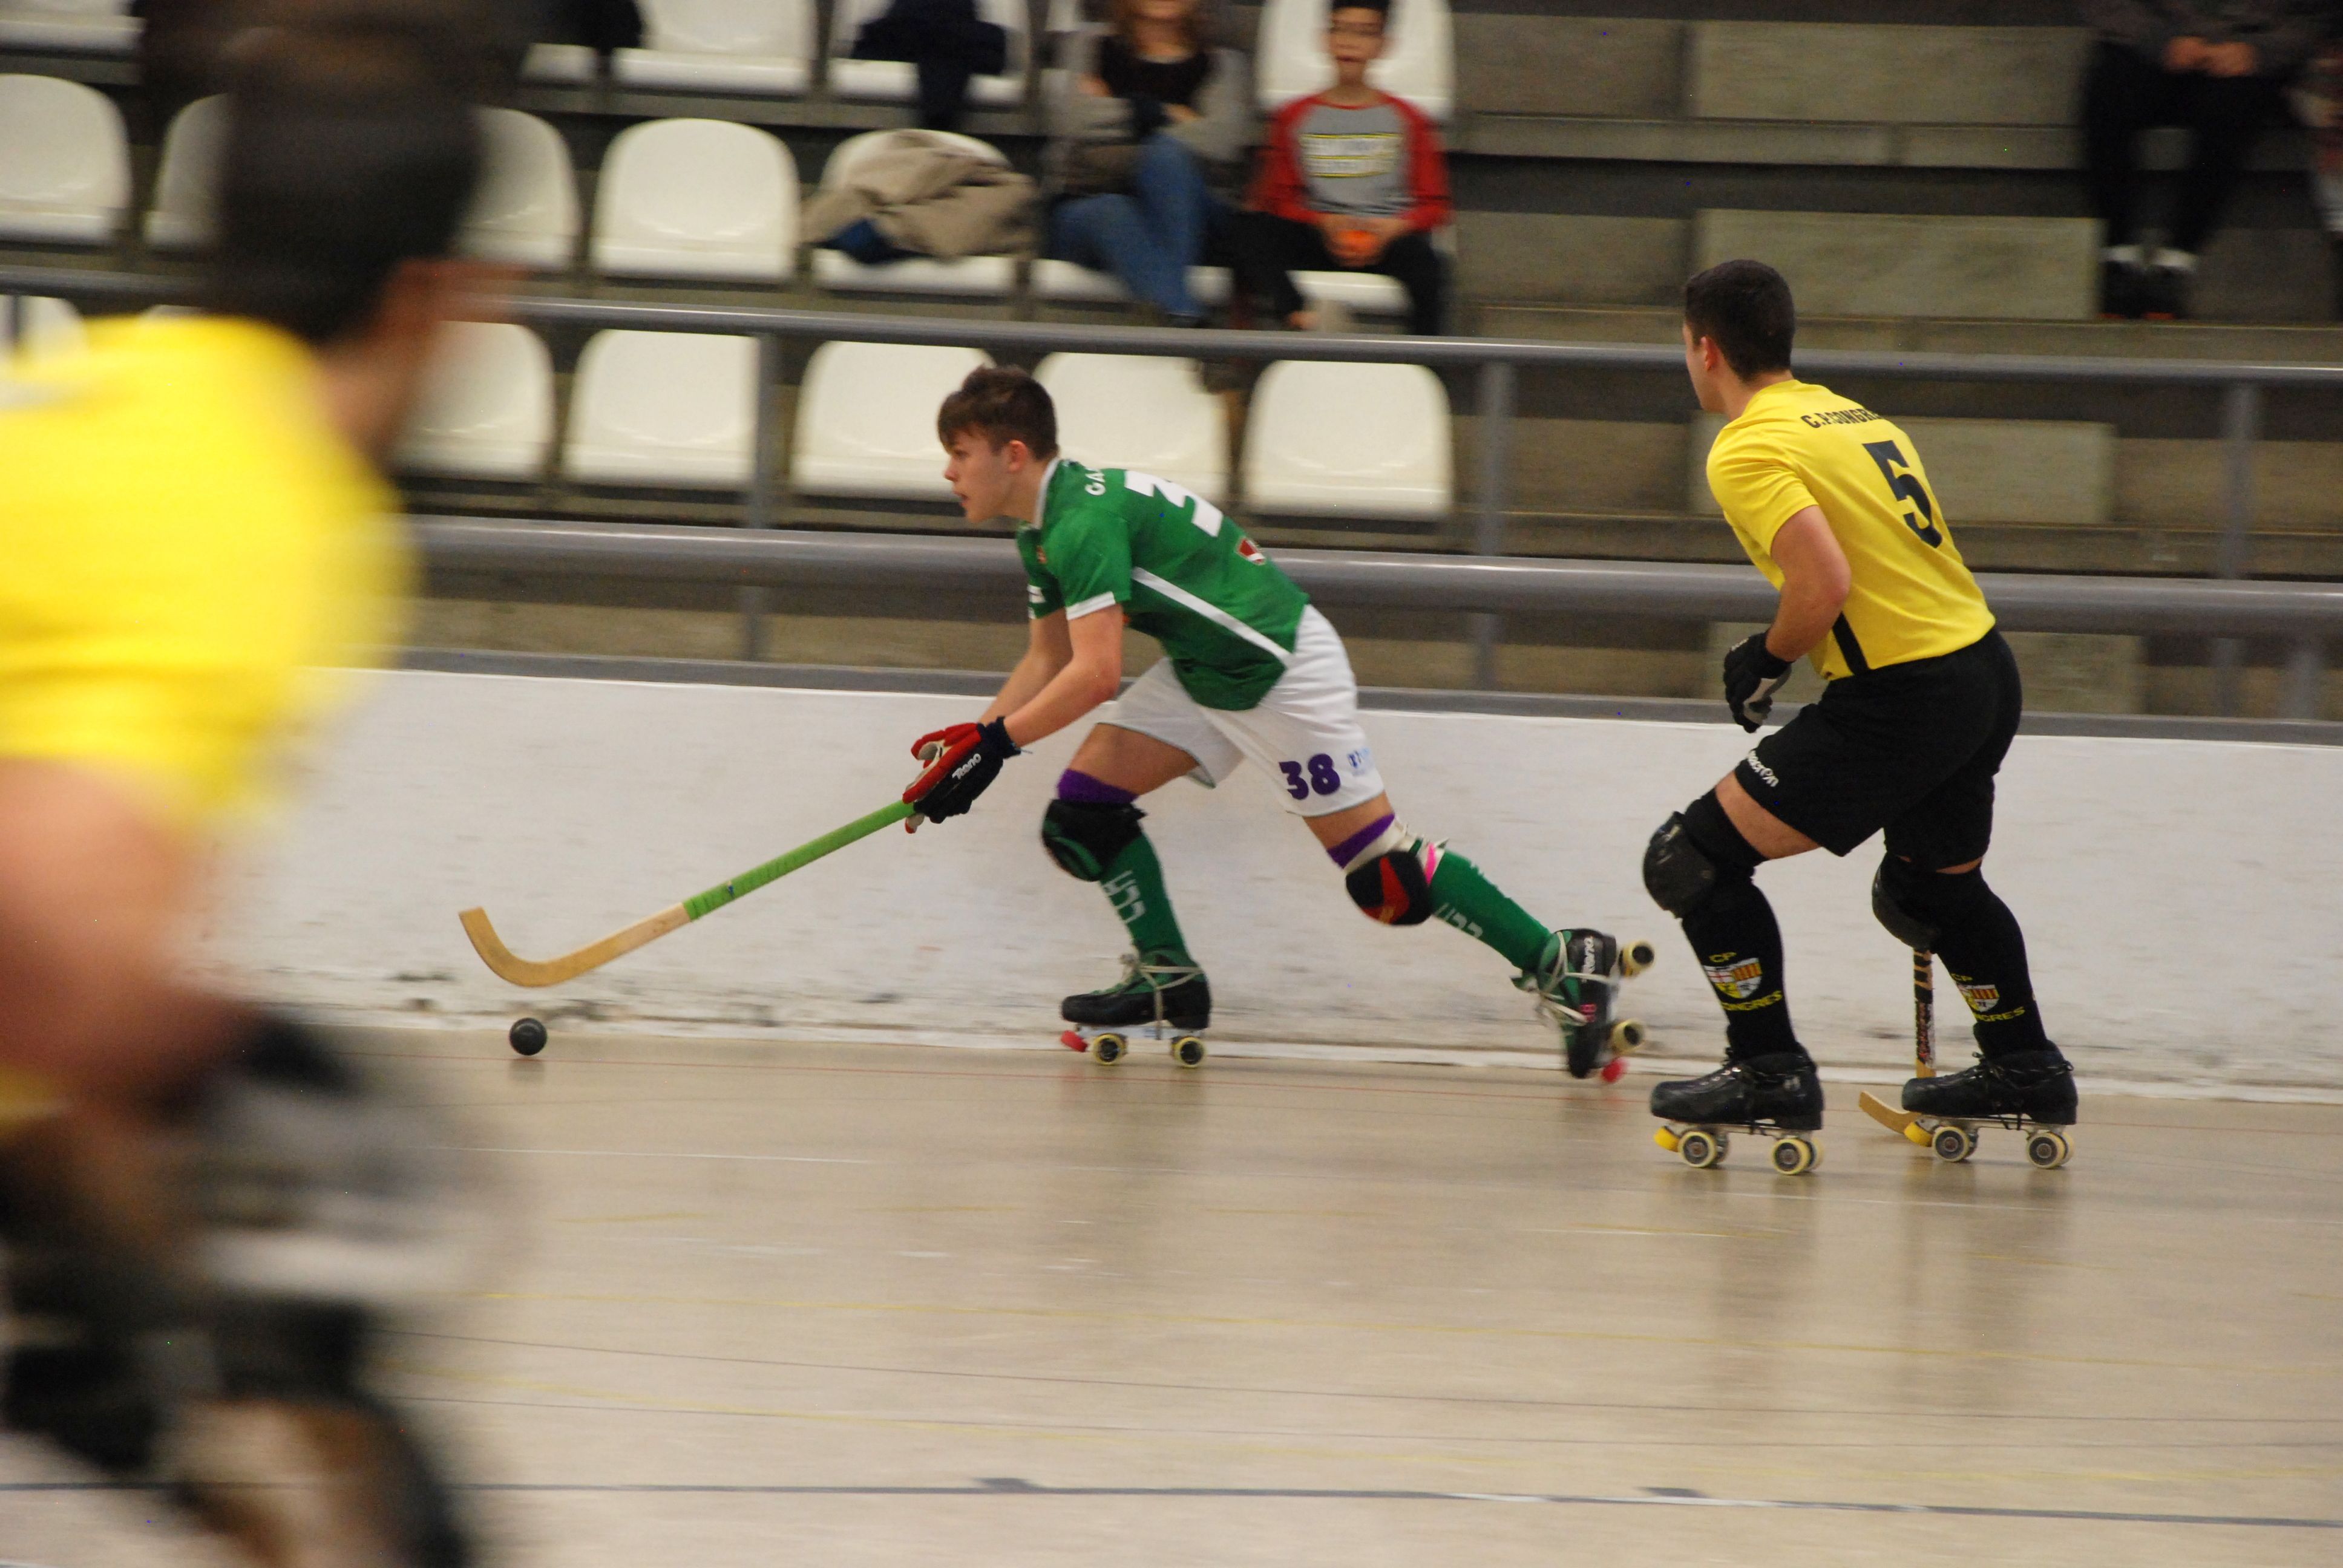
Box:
[681,799,914,921]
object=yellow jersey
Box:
[1705,379,1994,682]
[0,316,410,829]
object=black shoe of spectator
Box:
[2098,260,2146,319]
[2137,264,2191,321]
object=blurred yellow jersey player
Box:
[0,312,409,828]
[0,8,497,1568]
[1705,378,1994,681]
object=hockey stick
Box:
[459,799,916,988]
[1858,947,1935,1134]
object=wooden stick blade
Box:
[1858,1089,1921,1136]
[459,904,688,988]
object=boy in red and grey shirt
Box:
[1229,0,1450,335]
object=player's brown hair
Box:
[937,366,1061,460]
[1683,259,1796,380]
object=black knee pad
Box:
[1346,841,1435,926]
[1873,858,1988,950]
[1040,799,1145,882]
[1643,797,1757,918]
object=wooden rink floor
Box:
[6,1031,2341,1567]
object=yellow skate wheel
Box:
[1171,1036,1207,1069]
[1610,1019,1647,1054]
[1092,1033,1128,1066]
[1931,1123,1976,1163]
[2026,1129,2072,1170]
[1654,1126,1681,1154]
[1903,1120,1932,1146]
[1770,1135,1818,1176]
[1677,1128,1724,1169]
[1621,939,1659,978]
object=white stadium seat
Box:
[1030,259,1232,308]
[791,341,991,500]
[827,0,1026,108]
[0,0,137,54]
[1,294,86,360]
[614,0,814,95]
[1293,270,1409,316]
[0,74,127,244]
[808,130,1019,296]
[395,322,555,480]
[1254,0,1454,121]
[1036,354,1229,506]
[461,109,579,269]
[521,43,597,83]
[143,94,225,250]
[592,118,798,282]
[566,330,759,489]
[1244,359,1451,520]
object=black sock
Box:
[1923,870,2051,1057]
[1675,797,1800,1062]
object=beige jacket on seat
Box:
[802,132,1038,259]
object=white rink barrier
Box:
[204,670,2343,1096]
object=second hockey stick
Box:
[1858,947,1936,1135]
[459,799,915,988]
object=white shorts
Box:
[1101,606,1386,817]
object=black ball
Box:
[508,1017,548,1056]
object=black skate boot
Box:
[1060,950,1211,1068]
[1900,1048,2077,1168]
[1516,929,1656,1080]
[1651,1051,1824,1174]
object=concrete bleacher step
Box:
[1686,24,2089,127]
[1694,209,2099,321]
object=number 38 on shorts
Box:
[1280,754,1346,800]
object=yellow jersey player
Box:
[1640,260,2075,1171]
[0,7,494,1564]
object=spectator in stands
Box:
[2294,20,2343,315]
[1044,0,1253,326]
[1226,0,1449,335]
[850,0,1012,131]
[2081,1,2328,319]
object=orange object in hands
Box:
[1332,227,1377,267]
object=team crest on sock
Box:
[1703,953,1765,1000]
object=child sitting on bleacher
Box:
[1226,0,1449,335]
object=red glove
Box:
[903,720,1020,828]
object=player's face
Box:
[1328,11,1386,70]
[945,431,1014,522]
[1130,0,1194,24]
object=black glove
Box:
[904,719,1020,825]
[1722,631,1794,733]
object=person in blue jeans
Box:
[1044,0,1253,324]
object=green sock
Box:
[1099,832,1190,964]
[1427,846,1552,972]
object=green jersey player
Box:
[902,367,1650,1073]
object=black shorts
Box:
[1731,629,2022,866]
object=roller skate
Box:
[1899,1048,2077,1169]
[1651,1050,1825,1174]
[1518,929,1656,1081]
[1058,949,1211,1068]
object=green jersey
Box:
[1018,460,1310,711]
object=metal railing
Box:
[9,264,2343,717]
